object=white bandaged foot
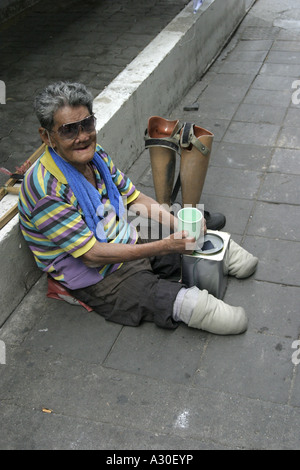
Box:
[226,240,258,279]
[183,288,248,335]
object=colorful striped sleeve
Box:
[31,195,96,257]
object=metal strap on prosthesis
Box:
[170,122,210,204]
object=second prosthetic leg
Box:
[179,122,214,207]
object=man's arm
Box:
[127,191,178,231]
[81,231,194,268]
[81,192,199,268]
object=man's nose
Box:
[76,124,90,139]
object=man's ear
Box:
[39,127,51,146]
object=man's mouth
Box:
[75,143,91,151]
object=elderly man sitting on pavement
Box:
[18,81,258,335]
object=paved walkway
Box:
[1,0,300,451]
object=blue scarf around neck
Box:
[48,146,125,242]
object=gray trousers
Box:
[70,253,183,329]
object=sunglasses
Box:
[49,114,96,140]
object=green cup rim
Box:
[177,207,203,223]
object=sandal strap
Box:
[180,122,210,156]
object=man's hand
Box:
[165,230,196,254]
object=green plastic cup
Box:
[177,207,204,249]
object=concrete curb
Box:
[0,0,254,325]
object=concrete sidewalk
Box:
[1,0,300,450]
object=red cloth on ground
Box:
[46,277,93,312]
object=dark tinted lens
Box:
[82,115,96,133]
[59,122,78,139]
[58,115,96,140]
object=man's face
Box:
[42,105,97,168]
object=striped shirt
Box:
[18,144,140,289]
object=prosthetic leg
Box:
[145,117,225,229]
[144,116,181,206]
[179,122,214,207]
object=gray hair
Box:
[34,81,94,130]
